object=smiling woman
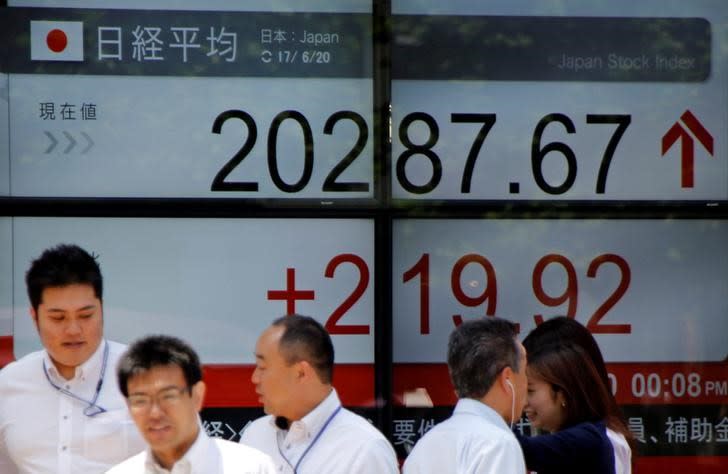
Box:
[516,341,632,474]
[524,373,566,433]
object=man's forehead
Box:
[258,325,285,350]
[39,284,99,304]
[129,364,184,383]
[128,381,179,394]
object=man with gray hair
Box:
[403,317,528,474]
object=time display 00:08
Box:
[629,372,728,400]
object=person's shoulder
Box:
[402,423,453,472]
[405,420,521,472]
[105,340,129,358]
[0,349,44,382]
[214,437,276,470]
[570,420,610,439]
[336,407,389,439]
[240,415,275,440]
[105,451,146,473]
[402,441,428,472]
[215,437,271,458]
[606,427,630,448]
[606,428,632,474]
[245,414,274,430]
[543,420,613,458]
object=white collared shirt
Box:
[106,428,276,474]
[0,340,145,474]
[240,389,398,474]
[402,398,527,474]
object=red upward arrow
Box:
[661,110,714,188]
[680,110,713,154]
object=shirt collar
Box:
[273,388,341,437]
[144,422,209,474]
[454,398,511,431]
[43,338,107,383]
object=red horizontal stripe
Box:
[0,341,375,408]
[635,456,728,473]
[393,362,728,406]
[202,364,374,408]
[0,336,13,369]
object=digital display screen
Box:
[391,218,728,462]
[4,217,374,363]
[391,0,727,202]
[393,218,728,363]
[0,215,377,416]
[389,1,728,469]
[1,2,374,200]
[2,0,727,470]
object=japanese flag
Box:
[30,21,84,61]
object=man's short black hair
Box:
[271,314,334,384]
[25,244,103,311]
[117,335,202,397]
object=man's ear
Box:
[29,307,39,330]
[297,360,318,382]
[500,366,515,393]
[192,380,207,411]
[299,360,324,383]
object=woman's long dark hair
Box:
[524,318,634,449]
[526,345,609,428]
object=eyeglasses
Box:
[127,386,191,412]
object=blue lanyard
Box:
[278,404,342,474]
[43,340,109,417]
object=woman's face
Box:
[524,372,566,432]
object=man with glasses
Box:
[0,244,145,473]
[108,334,275,473]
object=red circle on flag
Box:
[46,29,68,53]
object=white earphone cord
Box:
[506,379,515,430]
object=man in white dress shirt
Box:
[403,317,528,474]
[107,334,275,473]
[240,314,398,474]
[0,244,145,474]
